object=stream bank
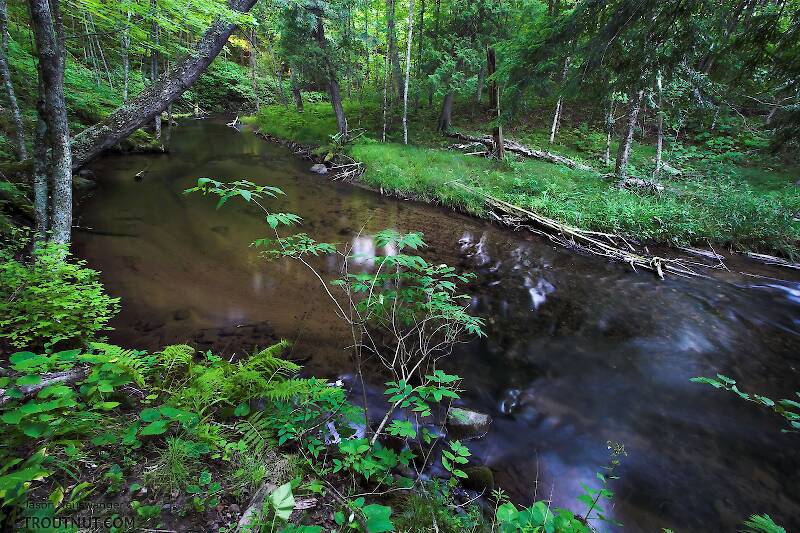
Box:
[73,117,800,531]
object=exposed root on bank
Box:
[452,182,712,278]
[446,130,596,172]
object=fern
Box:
[88,342,154,387]
[742,514,786,533]
[155,344,194,389]
[242,340,300,376]
[235,410,276,457]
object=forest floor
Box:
[249,101,800,259]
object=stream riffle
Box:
[73,118,800,532]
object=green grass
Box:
[253,101,800,256]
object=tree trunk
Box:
[122,11,131,102]
[290,66,303,111]
[314,11,347,136]
[549,56,569,144]
[604,100,613,167]
[0,0,26,160]
[28,0,72,244]
[614,90,643,180]
[71,0,259,170]
[386,0,402,99]
[249,30,259,112]
[487,46,503,158]
[382,45,389,142]
[402,0,414,144]
[150,0,161,140]
[653,72,663,177]
[33,92,48,240]
[438,91,453,132]
[475,64,485,105]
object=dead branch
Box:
[445,130,595,172]
[0,367,88,406]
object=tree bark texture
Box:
[402,0,414,144]
[28,0,72,244]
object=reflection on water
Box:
[73,118,800,532]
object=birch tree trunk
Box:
[28,0,72,244]
[0,0,26,159]
[71,0,259,169]
[402,0,415,144]
[549,56,569,144]
[604,100,614,167]
[654,72,663,178]
[614,89,644,180]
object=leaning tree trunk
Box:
[71,0,259,169]
[614,89,644,180]
[437,91,453,132]
[402,0,414,144]
[0,0,26,160]
[28,0,72,244]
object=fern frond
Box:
[742,514,786,533]
[155,344,195,388]
[89,342,154,387]
[235,410,275,456]
[242,340,300,376]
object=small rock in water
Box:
[72,175,96,192]
[310,163,329,175]
[500,389,521,415]
[446,407,492,440]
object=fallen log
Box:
[742,252,800,270]
[445,130,595,172]
[453,182,702,279]
[0,367,87,406]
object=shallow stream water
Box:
[73,118,800,532]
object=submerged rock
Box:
[310,163,328,175]
[446,407,492,440]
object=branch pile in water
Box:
[452,182,705,278]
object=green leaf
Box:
[234,403,251,417]
[269,482,295,521]
[362,504,394,533]
[140,420,169,436]
[140,408,161,422]
[16,375,42,386]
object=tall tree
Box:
[0,0,25,160]
[402,0,415,144]
[28,0,71,244]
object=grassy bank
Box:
[253,102,800,257]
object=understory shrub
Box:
[0,243,120,350]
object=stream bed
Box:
[73,117,800,531]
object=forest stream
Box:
[72,117,800,532]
